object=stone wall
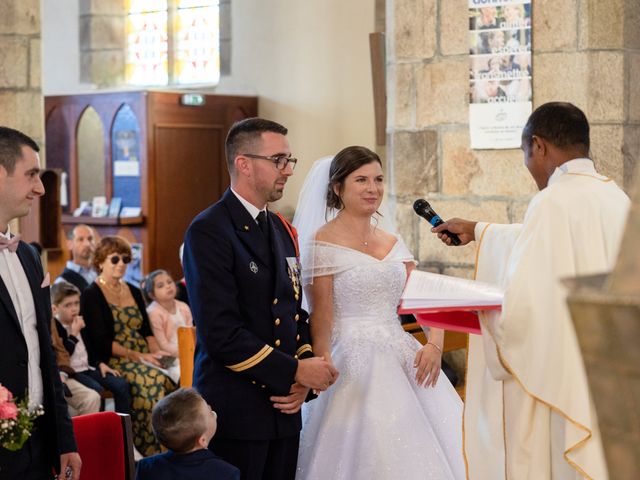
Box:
[0,0,43,234]
[387,0,640,277]
[0,0,44,145]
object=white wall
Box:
[41,0,377,211]
[41,0,93,94]
[217,0,377,211]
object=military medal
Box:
[286,257,301,299]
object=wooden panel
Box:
[153,124,226,277]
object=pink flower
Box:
[0,401,18,420]
[0,384,13,405]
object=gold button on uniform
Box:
[272,298,278,305]
[275,339,281,347]
[261,384,266,388]
[296,334,300,341]
[294,314,300,321]
[251,380,256,385]
[294,355,298,359]
[294,294,299,301]
[274,318,281,326]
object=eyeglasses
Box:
[109,254,132,265]
[242,153,298,171]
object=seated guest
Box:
[135,388,240,480]
[50,316,101,416]
[175,244,189,305]
[144,269,193,384]
[56,224,97,291]
[51,281,132,415]
[81,235,177,457]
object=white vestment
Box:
[464,159,630,480]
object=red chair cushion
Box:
[72,411,126,480]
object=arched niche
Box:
[77,106,106,204]
[45,107,71,212]
[111,104,141,208]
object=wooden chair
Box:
[177,326,197,387]
[72,412,135,480]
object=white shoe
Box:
[133,446,144,461]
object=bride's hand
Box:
[414,343,442,388]
[270,383,310,414]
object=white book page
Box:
[402,270,503,308]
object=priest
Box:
[434,102,630,479]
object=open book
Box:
[398,270,503,334]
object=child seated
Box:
[144,270,193,384]
[51,281,132,415]
[135,389,239,480]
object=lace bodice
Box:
[306,238,415,329]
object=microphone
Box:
[413,199,461,246]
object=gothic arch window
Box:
[126,0,220,86]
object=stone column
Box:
[0,0,44,236]
[387,0,640,275]
[80,0,126,87]
[0,0,44,145]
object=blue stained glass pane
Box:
[111,104,142,208]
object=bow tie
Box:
[0,235,20,253]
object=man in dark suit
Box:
[0,127,81,479]
[183,118,338,480]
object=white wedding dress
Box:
[296,238,465,480]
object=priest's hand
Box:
[271,383,310,414]
[414,343,441,388]
[432,218,477,246]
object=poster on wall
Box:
[468,0,532,149]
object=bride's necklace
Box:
[337,215,373,247]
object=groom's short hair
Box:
[225,117,288,174]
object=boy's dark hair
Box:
[0,126,40,174]
[224,117,288,174]
[151,388,208,453]
[51,281,81,305]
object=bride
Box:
[293,146,464,480]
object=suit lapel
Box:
[222,189,272,267]
[0,273,21,331]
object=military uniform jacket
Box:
[183,189,313,441]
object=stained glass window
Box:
[126,0,219,86]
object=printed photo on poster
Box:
[468,0,532,149]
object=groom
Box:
[183,117,338,480]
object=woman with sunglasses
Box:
[81,236,177,457]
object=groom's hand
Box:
[271,383,309,414]
[295,356,339,391]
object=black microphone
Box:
[413,199,461,246]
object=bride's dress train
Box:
[295,239,465,480]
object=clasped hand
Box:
[294,356,339,392]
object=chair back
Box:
[72,411,135,480]
[177,325,196,387]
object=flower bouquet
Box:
[0,383,44,451]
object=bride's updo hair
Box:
[326,146,382,210]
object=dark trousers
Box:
[210,435,299,480]
[73,369,132,414]
[0,419,54,480]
